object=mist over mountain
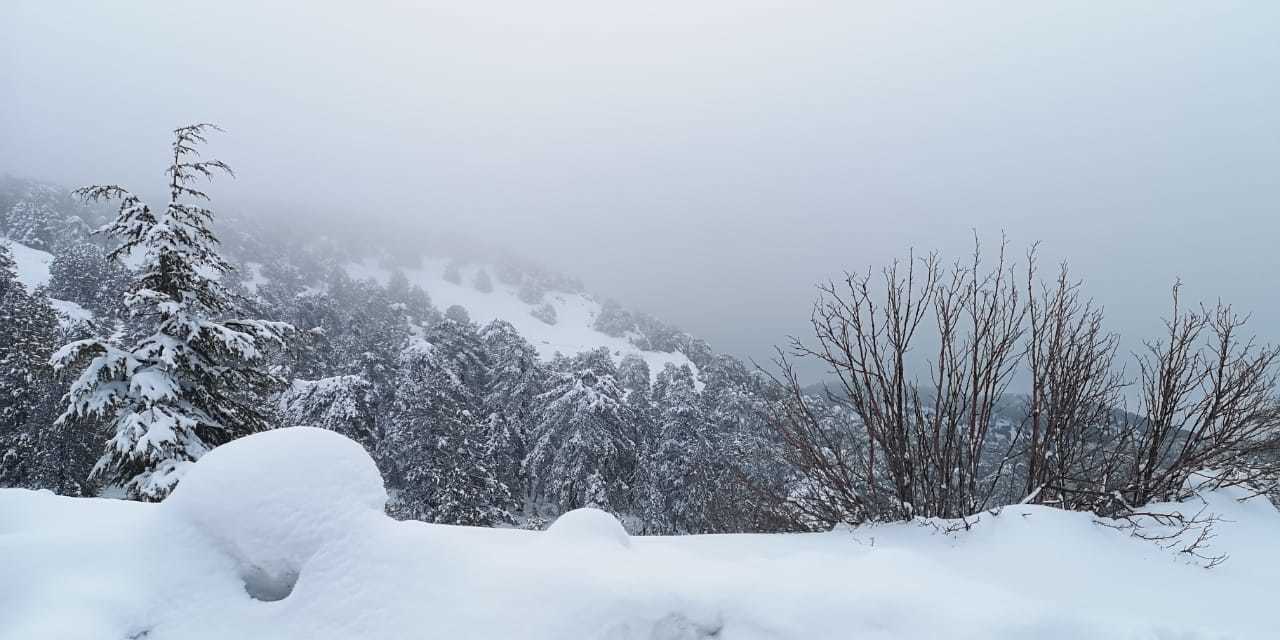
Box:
[4,4,1280,638]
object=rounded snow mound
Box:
[165,427,387,594]
[542,508,631,549]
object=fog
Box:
[4,1,1279,379]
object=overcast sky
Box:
[3,1,1279,379]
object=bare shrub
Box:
[772,240,1280,535]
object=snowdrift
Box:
[3,428,1279,640]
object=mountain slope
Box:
[346,257,699,382]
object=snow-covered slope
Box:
[3,238,93,327]
[348,258,699,380]
[4,427,1278,640]
[2,237,52,289]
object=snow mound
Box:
[542,507,631,549]
[164,427,386,597]
[5,430,1280,638]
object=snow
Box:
[347,258,698,383]
[542,507,632,549]
[2,237,53,289]
[2,239,96,327]
[241,261,267,293]
[48,297,93,325]
[165,427,386,594]
[4,427,1280,639]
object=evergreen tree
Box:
[279,375,378,452]
[381,335,513,525]
[525,348,637,512]
[593,299,635,338]
[3,199,60,251]
[0,278,98,495]
[332,276,410,394]
[47,240,128,315]
[638,364,707,532]
[0,246,57,434]
[480,320,545,500]
[530,301,557,325]
[695,355,792,532]
[52,124,292,501]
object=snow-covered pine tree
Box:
[381,329,513,525]
[2,198,60,251]
[637,363,707,533]
[331,274,410,395]
[530,302,557,325]
[0,273,97,495]
[0,241,18,314]
[593,299,636,338]
[0,246,58,435]
[386,269,438,325]
[279,375,378,452]
[47,240,128,316]
[52,124,292,501]
[480,319,546,501]
[525,347,638,513]
[695,354,794,532]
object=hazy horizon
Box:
[4,1,1279,378]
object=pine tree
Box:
[381,334,513,525]
[332,276,410,393]
[279,375,378,452]
[638,363,707,532]
[0,277,97,495]
[47,240,128,315]
[593,299,636,338]
[52,124,292,501]
[0,246,56,433]
[3,199,60,251]
[480,320,545,500]
[525,348,638,512]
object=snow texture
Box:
[4,427,1280,639]
[48,297,93,324]
[542,507,632,549]
[164,427,387,589]
[2,237,52,289]
[347,258,697,382]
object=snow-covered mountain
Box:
[345,257,701,382]
[4,225,708,386]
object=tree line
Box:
[2,126,1277,543]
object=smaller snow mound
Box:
[164,427,387,597]
[542,508,631,549]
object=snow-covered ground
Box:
[348,258,699,380]
[3,237,94,327]
[2,237,53,288]
[4,427,1277,640]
